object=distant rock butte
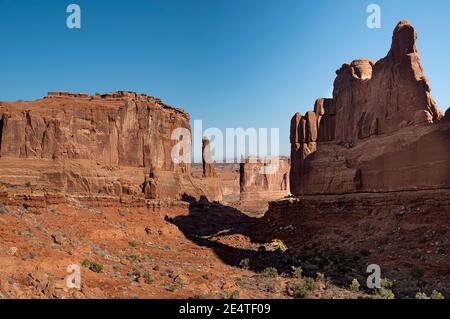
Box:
[290,21,450,195]
[240,157,290,202]
[0,91,219,201]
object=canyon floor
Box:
[0,188,373,300]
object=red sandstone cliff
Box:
[0,91,219,201]
[290,21,450,195]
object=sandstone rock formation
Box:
[290,21,450,195]
[0,91,213,201]
[240,157,290,203]
[202,137,217,178]
[190,137,223,202]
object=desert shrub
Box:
[293,278,317,299]
[239,258,250,270]
[430,290,444,299]
[381,278,394,289]
[316,272,325,282]
[128,241,138,248]
[82,259,103,273]
[89,262,103,273]
[0,205,8,215]
[374,278,395,299]
[415,292,429,299]
[349,279,360,292]
[269,239,287,252]
[201,274,209,280]
[166,282,183,292]
[127,268,141,282]
[260,267,278,278]
[126,254,138,263]
[19,230,33,240]
[291,266,303,279]
[228,290,240,299]
[256,280,277,293]
[143,271,153,284]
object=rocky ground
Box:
[0,190,371,299]
[258,191,450,299]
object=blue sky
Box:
[1,0,449,157]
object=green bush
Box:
[126,254,138,263]
[127,269,141,282]
[82,259,103,273]
[144,271,154,284]
[374,278,395,299]
[293,278,317,299]
[128,241,138,248]
[430,290,445,299]
[228,290,240,299]
[260,267,278,278]
[415,292,429,299]
[349,279,360,292]
[239,258,250,270]
[291,266,303,279]
[316,272,325,282]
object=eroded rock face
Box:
[191,137,223,202]
[290,21,450,195]
[0,92,209,200]
[444,108,450,122]
[0,91,189,168]
[240,157,290,202]
[202,137,216,178]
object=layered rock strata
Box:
[240,157,290,202]
[290,21,450,195]
[0,91,210,201]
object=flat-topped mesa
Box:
[290,21,450,196]
[44,91,187,115]
[47,92,90,99]
[0,91,213,201]
[0,91,189,168]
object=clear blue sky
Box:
[1,0,449,157]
